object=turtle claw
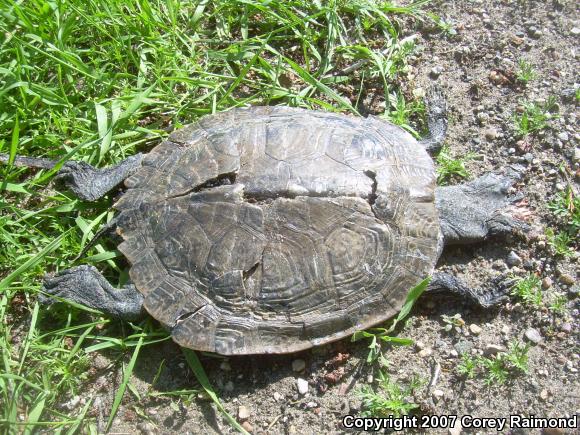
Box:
[479,274,517,307]
[40,265,144,320]
[426,272,513,308]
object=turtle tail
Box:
[419,86,448,154]
[0,152,59,169]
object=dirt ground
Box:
[82,1,579,433]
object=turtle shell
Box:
[114,106,441,355]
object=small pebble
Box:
[506,251,522,267]
[541,277,553,289]
[557,132,569,142]
[419,348,433,358]
[449,420,463,435]
[484,128,498,141]
[415,340,426,351]
[483,344,506,356]
[540,389,549,401]
[501,325,510,335]
[430,66,444,78]
[572,27,580,36]
[292,359,306,372]
[525,328,543,344]
[296,378,309,395]
[273,392,282,401]
[559,274,576,286]
[469,324,482,335]
[510,35,523,46]
[238,405,250,421]
[432,389,445,401]
[477,112,489,124]
[561,323,572,333]
[242,421,253,433]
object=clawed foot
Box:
[420,86,448,154]
[41,265,144,320]
[54,161,104,201]
[427,272,517,308]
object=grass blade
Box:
[0,231,69,293]
[105,329,145,432]
[182,349,249,435]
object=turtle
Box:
[1,90,528,355]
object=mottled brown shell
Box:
[114,106,441,355]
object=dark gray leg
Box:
[426,272,516,308]
[419,86,448,154]
[55,154,143,201]
[40,265,145,321]
[435,165,530,245]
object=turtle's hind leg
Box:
[0,152,143,201]
[40,265,145,321]
[426,272,516,308]
[54,154,143,201]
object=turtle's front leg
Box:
[435,165,530,245]
[426,272,516,308]
[40,265,145,321]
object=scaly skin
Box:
[419,86,448,153]
[40,265,145,320]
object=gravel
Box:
[296,378,309,395]
[524,328,543,344]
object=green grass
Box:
[359,371,421,417]
[383,90,425,136]
[545,187,578,258]
[456,341,530,386]
[0,0,433,431]
[548,187,580,231]
[457,353,478,379]
[511,274,543,307]
[440,313,465,333]
[548,294,568,316]
[435,144,473,185]
[352,277,430,364]
[516,59,536,85]
[514,97,558,137]
[545,228,575,257]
